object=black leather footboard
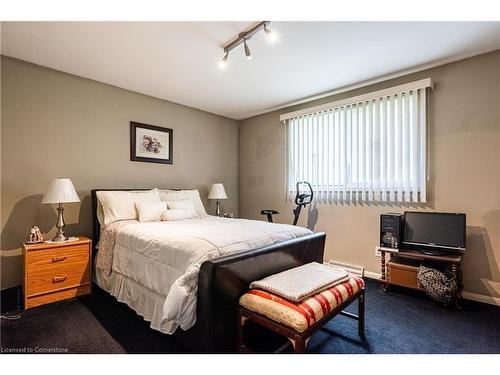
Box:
[174,232,326,352]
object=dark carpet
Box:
[1,279,499,354]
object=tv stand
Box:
[378,247,463,308]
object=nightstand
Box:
[23,237,92,309]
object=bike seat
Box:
[261,210,279,215]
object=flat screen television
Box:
[402,211,466,255]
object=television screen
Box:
[403,212,466,250]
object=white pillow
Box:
[161,209,188,221]
[96,199,105,226]
[165,199,197,218]
[158,189,207,217]
[135,201,167,222]
[96,189,161,226]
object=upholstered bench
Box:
[237,275,365,353]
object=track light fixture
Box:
[243,39,252,60]
[219,21,276,68]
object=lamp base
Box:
[51,203,68,242]
[215,199,222,217]
[51,232,68,242]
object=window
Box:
[283,79,431,203]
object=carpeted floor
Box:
[1,279,499,354]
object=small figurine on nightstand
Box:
[26,225,44,244]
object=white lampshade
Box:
[42,178,80,204]
[208,183,228,200]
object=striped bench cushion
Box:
[239,275,364,333]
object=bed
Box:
[91,188,326,352]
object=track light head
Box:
[244,39,252,60]
[264,24,278,43]
[218,52,229,69]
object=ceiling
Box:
[2,22,500,120]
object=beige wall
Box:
[1,56,239,289]
[239,50,500,300]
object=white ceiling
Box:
[2,22,500,120]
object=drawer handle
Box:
[52,256,67,263]
[52,275,67,283]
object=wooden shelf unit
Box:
[378,247,463,306]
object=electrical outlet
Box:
[375,247,381,257]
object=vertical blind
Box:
[283,79,431,203]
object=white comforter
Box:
[111,216,312,333]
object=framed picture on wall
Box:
[130,121,173,164]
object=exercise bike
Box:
[261,181,314,225]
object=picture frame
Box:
[130,121,173,164]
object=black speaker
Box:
[380,213,404,249]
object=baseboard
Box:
[362,270,500,307]
[462,291,500,306]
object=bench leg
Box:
[237,313,248,353]
[292,337,307,354]
[358,290,365,337]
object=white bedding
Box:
[104,216,312,333]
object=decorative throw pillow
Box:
[96,189,161,226]
[158,189,207,217]
[165,199,197,218]
[135,201,167,222]
[161,209,188,221]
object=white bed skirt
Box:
[94,268,177,334]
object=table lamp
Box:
[42,178,80,242]
[208,183,228,217]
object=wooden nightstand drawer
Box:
[26,256,90,296]
[23,237,92,309]
[26,244,89,271]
